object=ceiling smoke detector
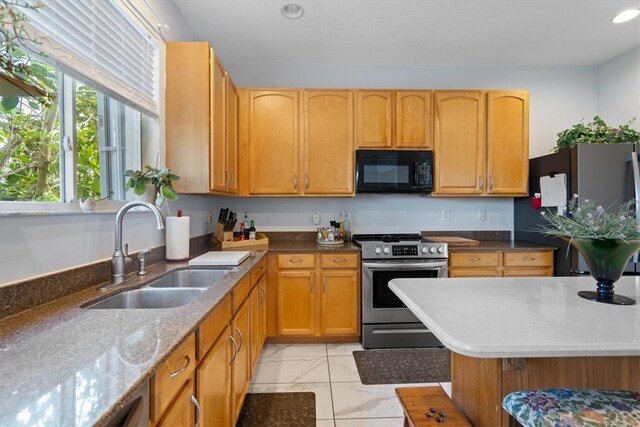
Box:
[281,3,304,19]
[612,9,640,23]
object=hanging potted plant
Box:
[125,166,180,205]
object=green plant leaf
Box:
[133,181,148,195]
[160,184,178,201]
[1,97,19,111]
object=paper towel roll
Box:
[166,216,190,260]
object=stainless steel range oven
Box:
[354,234,448,349]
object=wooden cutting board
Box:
[428,236,480,247]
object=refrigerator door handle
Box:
[629,152,640,263]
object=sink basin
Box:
[145,269,232,289]
[86,288,205,309]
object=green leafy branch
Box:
[553,116,640,153]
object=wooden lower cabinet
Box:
[154,260,267,427]
[231,297,251,423]
[449,249,553,278]
[197,325,232,427]
[156,377,197,427]
[320,270,359,335]
[250,275,268,370]
[272,252,360,339]
[277,270,316,336]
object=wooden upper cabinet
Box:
[486,91,529,196]
[166,42,210,193]
[210,51,226,192]
[303,90,354,195]
[356,90,393,148]
[225,74,239,194]
[433,91,486,195]
[248,90,300,195]
[395,91,432,149]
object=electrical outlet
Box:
[312,210,321,225]
[478,209,486,221]
[442,209,450,222]
[205,211,212,224]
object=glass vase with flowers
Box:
[538,195,640,305]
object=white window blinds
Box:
[18,0,158,116]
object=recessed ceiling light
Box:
[281,3,304,19]
[612,9,640,23]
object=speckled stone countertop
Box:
[268,240,361,252]
[0,250,267,427]
[445,240,556,252]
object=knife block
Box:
[214,222,233,243]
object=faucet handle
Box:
[137,248,152,276]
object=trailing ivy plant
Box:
[553,116,640,153]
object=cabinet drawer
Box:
[448,268,499,278]
[151,333,196,422]
[197,294,231,360]
[321,253,359,269]
[503,268,553,277]
[232,275,251,313]
[503,251,553,267]
[450,252,498,268]
[277,254,315,269]
[251,257,267,284]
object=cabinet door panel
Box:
[157,378,196,427]
[166,42,210,194]
[487,91,528,195]
[320,270,359,335]
[434,91,485,195]
[396,91,432,149]
[210,52,226,192]
[225,74,239,194]
[258,277,267,349]
[197,326,232,427]
[357,91,393,148]
[249,90,300,194]
[303,90,354,195]
[231,299,251,423]
[277,271,315,335]
[250,285,260,372]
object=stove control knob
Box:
[429,247,436,253]
[421,246,428,254]
[437,247,444,253]
[383,247,390,254]
[374,247,382,255]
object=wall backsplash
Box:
[216,194,513,234]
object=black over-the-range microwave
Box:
[355,150,433,193]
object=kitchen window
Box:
[0,0,158,205]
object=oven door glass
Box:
[372,269,439,309]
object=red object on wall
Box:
[531,197,542,209]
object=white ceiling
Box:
[171,0,640,66]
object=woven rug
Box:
[236,392,316,427]
[352,348,451,385]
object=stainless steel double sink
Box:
[86,268,233,310]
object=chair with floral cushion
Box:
[501,388,640,427]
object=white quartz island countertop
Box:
[389,276,640,358]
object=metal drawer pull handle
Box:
[334,258,348,263]
[305,174,309,189]
[489,175,494,190]
[229,335,239,364]
[234,326,243,351]
[469,257,481,261]
[524,257,536,261]
[322,277,326,293]
[169,355,190,378]
[294,174,298,190]
[289,258,303,264]
[191,396,202,427]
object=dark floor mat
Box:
[352,348,451,385]
[236,392,316,427]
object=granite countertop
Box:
[0,250,267,427]
[268,240,361,252]
[389,276,640,358]
[446,240,557,252]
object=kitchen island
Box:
[389,276,640,427]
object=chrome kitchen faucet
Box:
[102,201,165,289]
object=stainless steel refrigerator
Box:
[514,143,639,276]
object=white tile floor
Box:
[248,343,453,426]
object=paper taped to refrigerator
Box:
[540,174,567,209]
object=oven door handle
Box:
[362,261,448,270]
